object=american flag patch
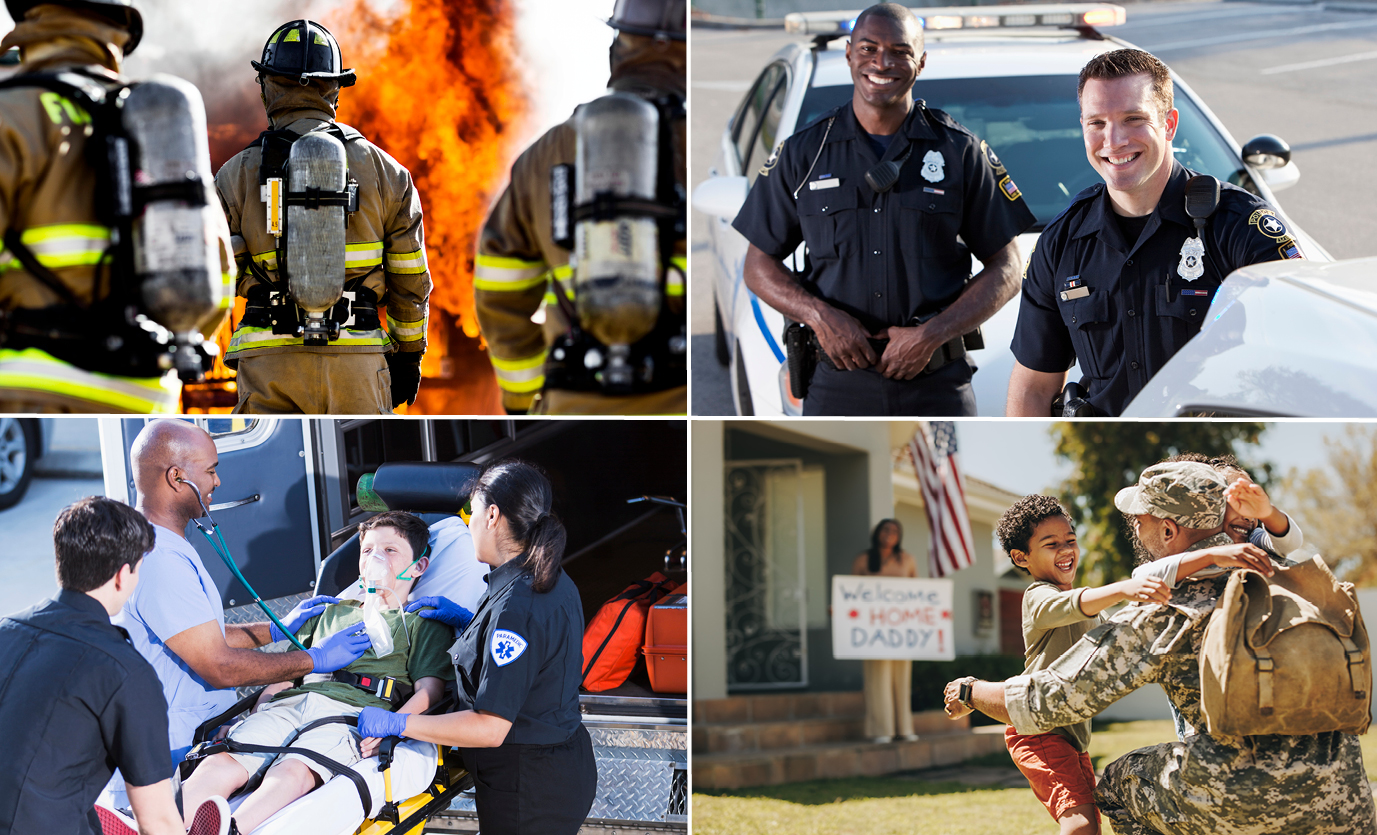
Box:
[1279,241,1304,260]
[1180,289,1211,297]
[999,175,1021,201]
[924,187,945,194]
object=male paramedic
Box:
[106,420,372,806]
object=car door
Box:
[106,418,323,609]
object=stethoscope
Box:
[178,476,309,652]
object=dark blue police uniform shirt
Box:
[732,101,1036,333]
[451,558,585,745]
[1011,160,1302,415]
[0,590,171,835]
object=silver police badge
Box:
[1178,236,1205,282]
[921,150,945,183]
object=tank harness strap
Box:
[1,229,86,308]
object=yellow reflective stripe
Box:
[490,350,546,393]
[283,29,300,43]
[666,259,685,298]
[385,248,427,275]
[0,224,111,272]
[219,271,234,308]
[474,254,546,291]
[346,242,383,268]
[386,313,426,342]
[251,250,278,271]
[542,266,575,305]
[227,326,389,354]
[0,348,178,413]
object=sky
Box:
[956,420,1352,497]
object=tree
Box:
[1052,423,1269,586]
[1278,425,1377,586]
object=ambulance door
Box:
[106,418,322,609]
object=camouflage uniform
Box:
[1005,462,1377,835]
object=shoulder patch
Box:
[1248,209,1289,240]
[998,175,1022,201]
[490,628,528,666]
[980,140,1007,177]
[759,141,783,178]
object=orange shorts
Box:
[1005,726,1100,824]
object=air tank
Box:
[285,131,348,345]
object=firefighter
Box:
[217,19,431,414]
[475,0,686,415]
[0,0,231,413]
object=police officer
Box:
[1008,49,1305,417]
[734,3,1034,416]
[475,0,686,415]
[356,461,596,835]
[217,19,431,414]
[0,0,230,413]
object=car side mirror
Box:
[692,175,749,220]
[1241,134,1291,170]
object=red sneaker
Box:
[94,804,138,835]
[187,796,232,835]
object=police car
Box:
[693,4,1327,416]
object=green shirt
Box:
[273,600,456,710]
[1021,581,1099,752]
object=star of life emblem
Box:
[490,629,528,666]
[920,150,945,183]
[1178,236,1205,282]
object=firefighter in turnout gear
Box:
[475,0,686,415]
[0,0,232,413]
[217,19,431,414]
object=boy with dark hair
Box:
[970,493,1262,835]
[0,497,190,835]
[180,510,454,835]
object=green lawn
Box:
[693,720,1377,835]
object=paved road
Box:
[690,0,1377,415]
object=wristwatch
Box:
[958,678,976,710]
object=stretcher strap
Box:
[213,715,372,815]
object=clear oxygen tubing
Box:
[179,478,310,653]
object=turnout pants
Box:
[233,352,393,415]
[463,724,597,835]
[535,385,687,415]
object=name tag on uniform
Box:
[809,178,840,191]
[1060,286,1089,301]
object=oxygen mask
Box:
[359,552,396,657]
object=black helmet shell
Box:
[6,0,144,54]
[607,0,685,41]
[251,19,356,87]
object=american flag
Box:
[908,421,976,578]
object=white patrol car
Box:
[692,4,1328,417]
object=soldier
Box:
[943,461,1377,835]
[217,19,431,414]
[475,0,686,415]
[0,0,230,413]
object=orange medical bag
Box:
[582,572,677,691]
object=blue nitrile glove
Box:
[406,596,473,630]
[357,706,409,739]
[271,595,342,643]
[307,625,372,673]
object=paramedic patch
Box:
[491,629,528,667]
[1249,210,1289,239]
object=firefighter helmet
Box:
[607,0,685,41]
[5,0,144,54]
[251,19,356,87]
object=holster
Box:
[1052,381,1101,417]
[783,321,816,399]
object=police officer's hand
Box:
[270,595,342,643]
[387,352,423,409]
[811,306,877,370]
[873,325,939,380]
[306,625,372,673]
[406,596,474,631]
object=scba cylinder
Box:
[574,92,661,349]
[126,75,222,379]
[286,131,347,344]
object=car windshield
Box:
[800,75,1249,227]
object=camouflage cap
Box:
[1113,461,1227,528]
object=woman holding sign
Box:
[851,519,918,743]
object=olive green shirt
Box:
[1021,581,1098,751]
[273,600,455,710]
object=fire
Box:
[329,0,527,413]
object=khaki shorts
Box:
[227,692,366,784]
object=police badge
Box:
[921,150,945,183]
[1178,236,1205,282]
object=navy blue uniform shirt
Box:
[451,557,585,745]
[1012,161,1303,416]
[732,100,1036,333]
[0,589,171,835]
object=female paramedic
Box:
[356,461,597,834]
